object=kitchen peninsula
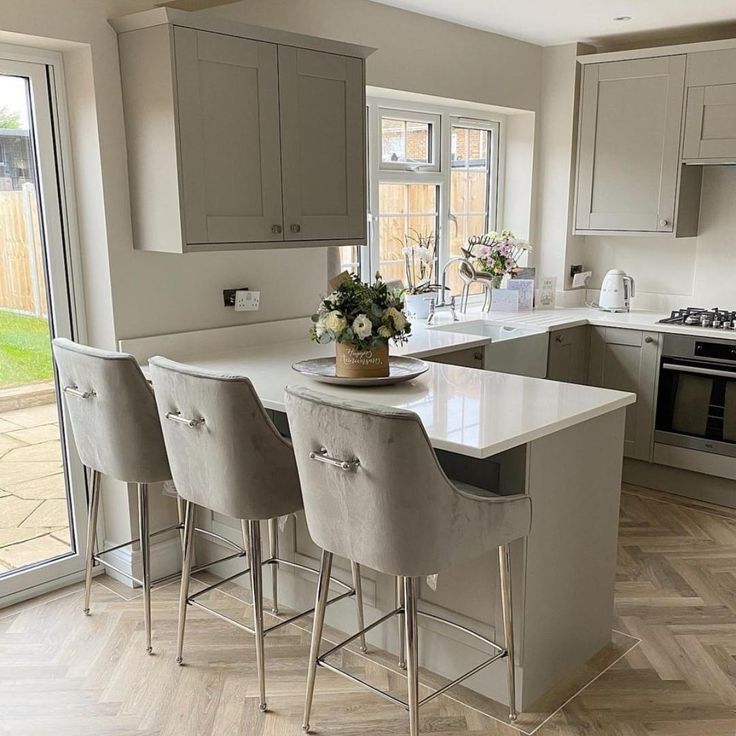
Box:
[124,317,635,713]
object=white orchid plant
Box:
[397,230,438,295]
[310,272,411,351]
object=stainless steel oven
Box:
[655,333,736,459]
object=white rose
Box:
[352,314,373,339]
[378,325,393,339]
[384,307,407,331]
[323,310,347,335]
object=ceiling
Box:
[369,0,736,46]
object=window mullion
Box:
[438,111,451,287]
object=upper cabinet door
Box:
[175,27,284,245]
[575,56,686,233]
[683,84,736,161]
[278,47,366,242]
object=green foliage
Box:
[310,273,411,351]
[0,105,22,129]
[0,309,53,388]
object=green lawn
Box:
[0,309,53,388]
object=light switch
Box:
[235,290,260,312]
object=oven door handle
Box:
[662,362,736,380]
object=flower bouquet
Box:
[310,272,411,378]
[464,230,530,288]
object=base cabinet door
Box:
[547,326,590,384]
[588,327,659,461]
[175,27,285,245]
[278,46,366,242]
[575,56,686,233]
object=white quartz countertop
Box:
[423,305,736,341]
[144,334,635,459]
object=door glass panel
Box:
[0,73,72,575]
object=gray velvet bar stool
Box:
[148,357,367,712]
[52,338,174,653]
[285,385,532,734]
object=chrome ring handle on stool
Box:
[149,356,368,713]
[285,385,532,732]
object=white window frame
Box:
[364,97,502,290]
[378,107,441,173]
[0,44,88,606]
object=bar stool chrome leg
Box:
[82,468,101,615]
[137,483,153,654]
[404,576,420,736]
[246,520,267,712]
[397,576,406,669]
[176,501,196,665]
[499,543,517,721]
[351,561,368,653]
[268,518,279,614]
[302,549,333,734]
[176,495,186,553]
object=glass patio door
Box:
[0,56,87,603]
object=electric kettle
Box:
[598,269,635,312]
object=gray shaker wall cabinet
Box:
[683,48,736,163]
[588,327,660,461]
[113,8,371,253]
[574,56,687,236]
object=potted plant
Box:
[464,230,530,289]
[310,272,411,378]
[399,230,439,320]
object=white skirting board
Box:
[99,533,183,588]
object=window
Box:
[378,108,440,171]
[339,100,501,295]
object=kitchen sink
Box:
[429,320,542,341]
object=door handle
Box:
[290,224,301,234]
[644,336,655,344]
[271,224,282,234]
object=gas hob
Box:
[659,308,736,330]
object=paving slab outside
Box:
[0,401,71,572]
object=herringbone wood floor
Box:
[3,486,736,735]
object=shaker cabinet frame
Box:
[114,8,372,253]
[574,56,686,235]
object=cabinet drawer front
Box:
[278,47,366,242]
[683,84,736,161]
[603,327,642,347]
[175,27,284,245]
[575,56,685,233]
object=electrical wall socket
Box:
[235,290,260,312]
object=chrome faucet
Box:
[427,256,468,325]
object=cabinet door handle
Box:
[555,334,564,343]
[271,224,282,234]
[644,336,655,344]
[290,224,301,234]
[659,218,669,227]
[473,351,483,361]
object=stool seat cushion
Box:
[150,357,303,521]
[285,385,531,577]
[52,338,171,483]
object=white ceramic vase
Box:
[405,292,434,320]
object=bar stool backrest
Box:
[52,338,170,483]
[285,385,531,577]
[149,356,302,520]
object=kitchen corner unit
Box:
[111,8,373,253]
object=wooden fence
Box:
[0,184,47,318]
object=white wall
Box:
[582,167,736,310]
